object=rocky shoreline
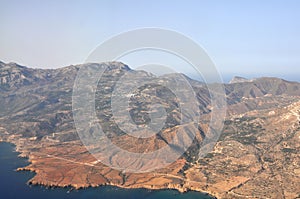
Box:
[18,154,217,198]
[11,145,217,199]
[0,138,217,198]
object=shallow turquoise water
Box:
[0,142,214,199]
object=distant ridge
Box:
[229,76,252,84]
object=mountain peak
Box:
[229,76,252,84]
[0,61,28,71]
[79,62,131,71]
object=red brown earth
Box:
[2,99,297,199]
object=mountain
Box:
[0,61,299,199]
[229,76,252,84]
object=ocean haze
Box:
[0,0,300,79]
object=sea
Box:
[0,142,213,199]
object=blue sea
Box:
[0,142,214,199]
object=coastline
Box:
[0,140,217,199]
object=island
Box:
[0,61,299,199]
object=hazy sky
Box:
[1,0,300,81]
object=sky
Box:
[0,0,300,82]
